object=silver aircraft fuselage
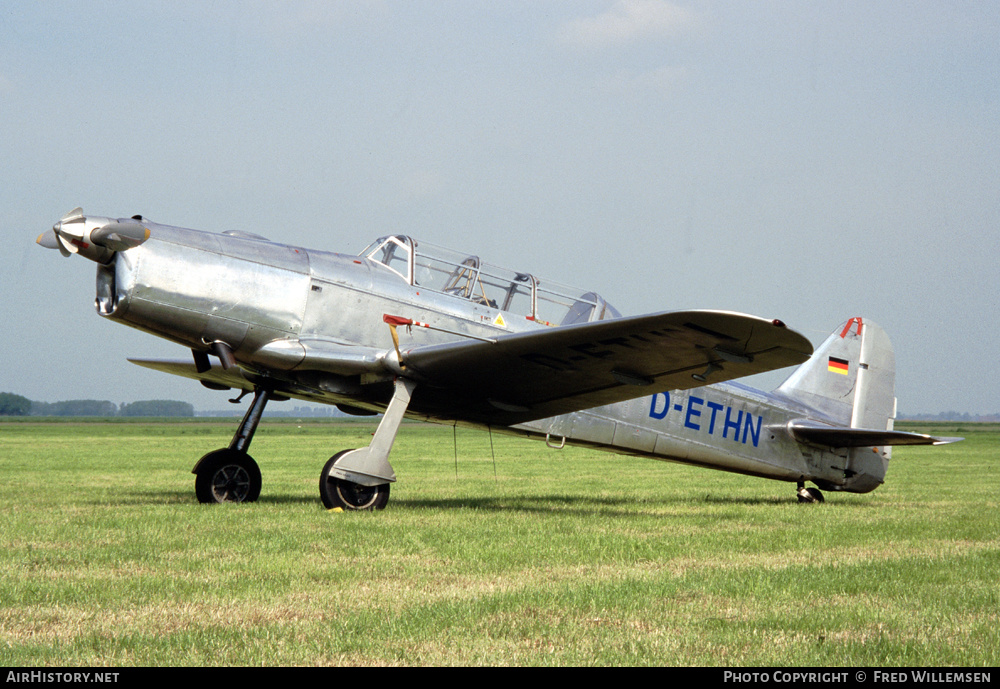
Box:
[40,209,959,506]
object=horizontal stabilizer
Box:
[788,421,963,448]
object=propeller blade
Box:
[55,231,79,255]
[61,207,84,222]
[53,207,86,238]
[90,220,151,251]
[37,229,73,257]
[36,229,60,250]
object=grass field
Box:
[0,418,996,666]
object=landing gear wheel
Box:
[319,451,391,511]
[194,449,262,504]
[796,483,825,504]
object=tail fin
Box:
[775,317,962,493]
[775,318,897,492]
[775,317,896,431]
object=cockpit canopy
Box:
[359,235,621,326]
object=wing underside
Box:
[131,309,814,426]
[129,358,255,393]
[398,309,813,424]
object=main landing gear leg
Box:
[796,481,824,504]
[193,387,271,503]
[319,378,416,511]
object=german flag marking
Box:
[828,356,850,375]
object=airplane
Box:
[36,208,961,509]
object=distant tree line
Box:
[0,393,31,416]
[2,390,994,421]
[31,399,118,416]
[0,393,193,417]
[119,400,195,417]
[899,411,1000,422]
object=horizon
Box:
[5,391,994,420]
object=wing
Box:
[789,421,963,447]
[129,358,255,393]
[129,310,812,426]
[400,310,813,424]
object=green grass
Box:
[0,419,996,666]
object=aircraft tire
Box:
[319,451,390,511]
[796,485,825,504]
[194,448,262,504]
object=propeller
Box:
[90,219,151,251]
[36,208,150,259]
[36,207,85,256]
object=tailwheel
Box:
[319,451,391,511]
[796,482,825,504]
[194,448,262,504]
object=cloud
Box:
[558,0,697,48]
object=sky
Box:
[2,1,997,415]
